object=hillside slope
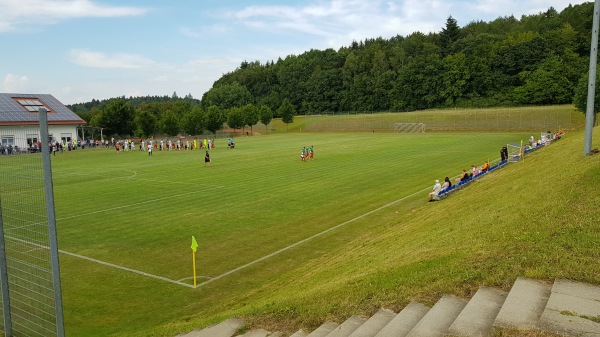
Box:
[159,128,600,337]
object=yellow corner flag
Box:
[191,236,198,288]
[191,236,198,252]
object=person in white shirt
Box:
[428,180,442,201]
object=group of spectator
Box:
[428,160,490,201]
[0,144,20,155]
[428,130,564,202]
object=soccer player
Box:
[204,151,211,167]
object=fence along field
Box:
[264,105,584,133]
[52,106,585,336]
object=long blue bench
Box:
[434,160,508,201]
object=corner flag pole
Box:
[191,236,198,288]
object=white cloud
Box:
[179,24,232,39]
[224,0,450,47]
[3,74,30,92]
[69,49,163,70]
[152,75,169,82]
[0,0,148,32]
[223,0,590,47]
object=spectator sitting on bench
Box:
[456,169,468,183]
[428,180,442,201]
[441,177,451,191]
[482,161,489,172]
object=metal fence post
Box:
[39,108,66,337]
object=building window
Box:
[61,133,72,143]
[13,98,52,113]
[27,134,39,146]
[1,136,14,146]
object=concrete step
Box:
[306,322,340,337]
[493,277,551,329]
[405,294,468,337]
[238,329,286,337]
[447,287,507,337]
[237,329,270,337]
[347,308,396,337]
[178,318,245,337]
[374,301,430,337]
[290,330,308,337]
[538,279,600,337]
[324,315,368,337]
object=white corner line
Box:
[59,249,195,288]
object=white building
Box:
[0,93,86,150]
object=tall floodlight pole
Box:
[584,0,600,155]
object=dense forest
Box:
[69,2,598,137]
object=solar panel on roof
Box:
[0,93,85,124]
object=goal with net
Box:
[394,123,425,133]
[507,143,523,162]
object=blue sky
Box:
[0,0,590,105]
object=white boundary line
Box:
[58,249,194,288]
[196,186,430,287]
[5,236,194,288]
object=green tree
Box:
[160,110,180,136]
[201,83,253,110]
[242,103,260,133]
[227,107,246,132]
[391,54,444,110]
[441,53,470,105]
[99,99,135,136]
[181,106,206,136]
[171,100,192,117]
[205,105,226,135]
[573,69,600,125]
[278,98,296,129]
[439,16,461,56]
[513,55,574,104]
[259,105,273,132]
[134,109,158,137]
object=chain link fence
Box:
[290,105,586,132]
[0,110,64,337]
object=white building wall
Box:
[0,125,79,149]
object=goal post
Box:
[394,123,425,133]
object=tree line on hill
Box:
[68,2,598,138]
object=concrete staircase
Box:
[177,278,600,337]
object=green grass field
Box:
[18,106,595,336]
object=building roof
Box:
[0,93,86,126]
